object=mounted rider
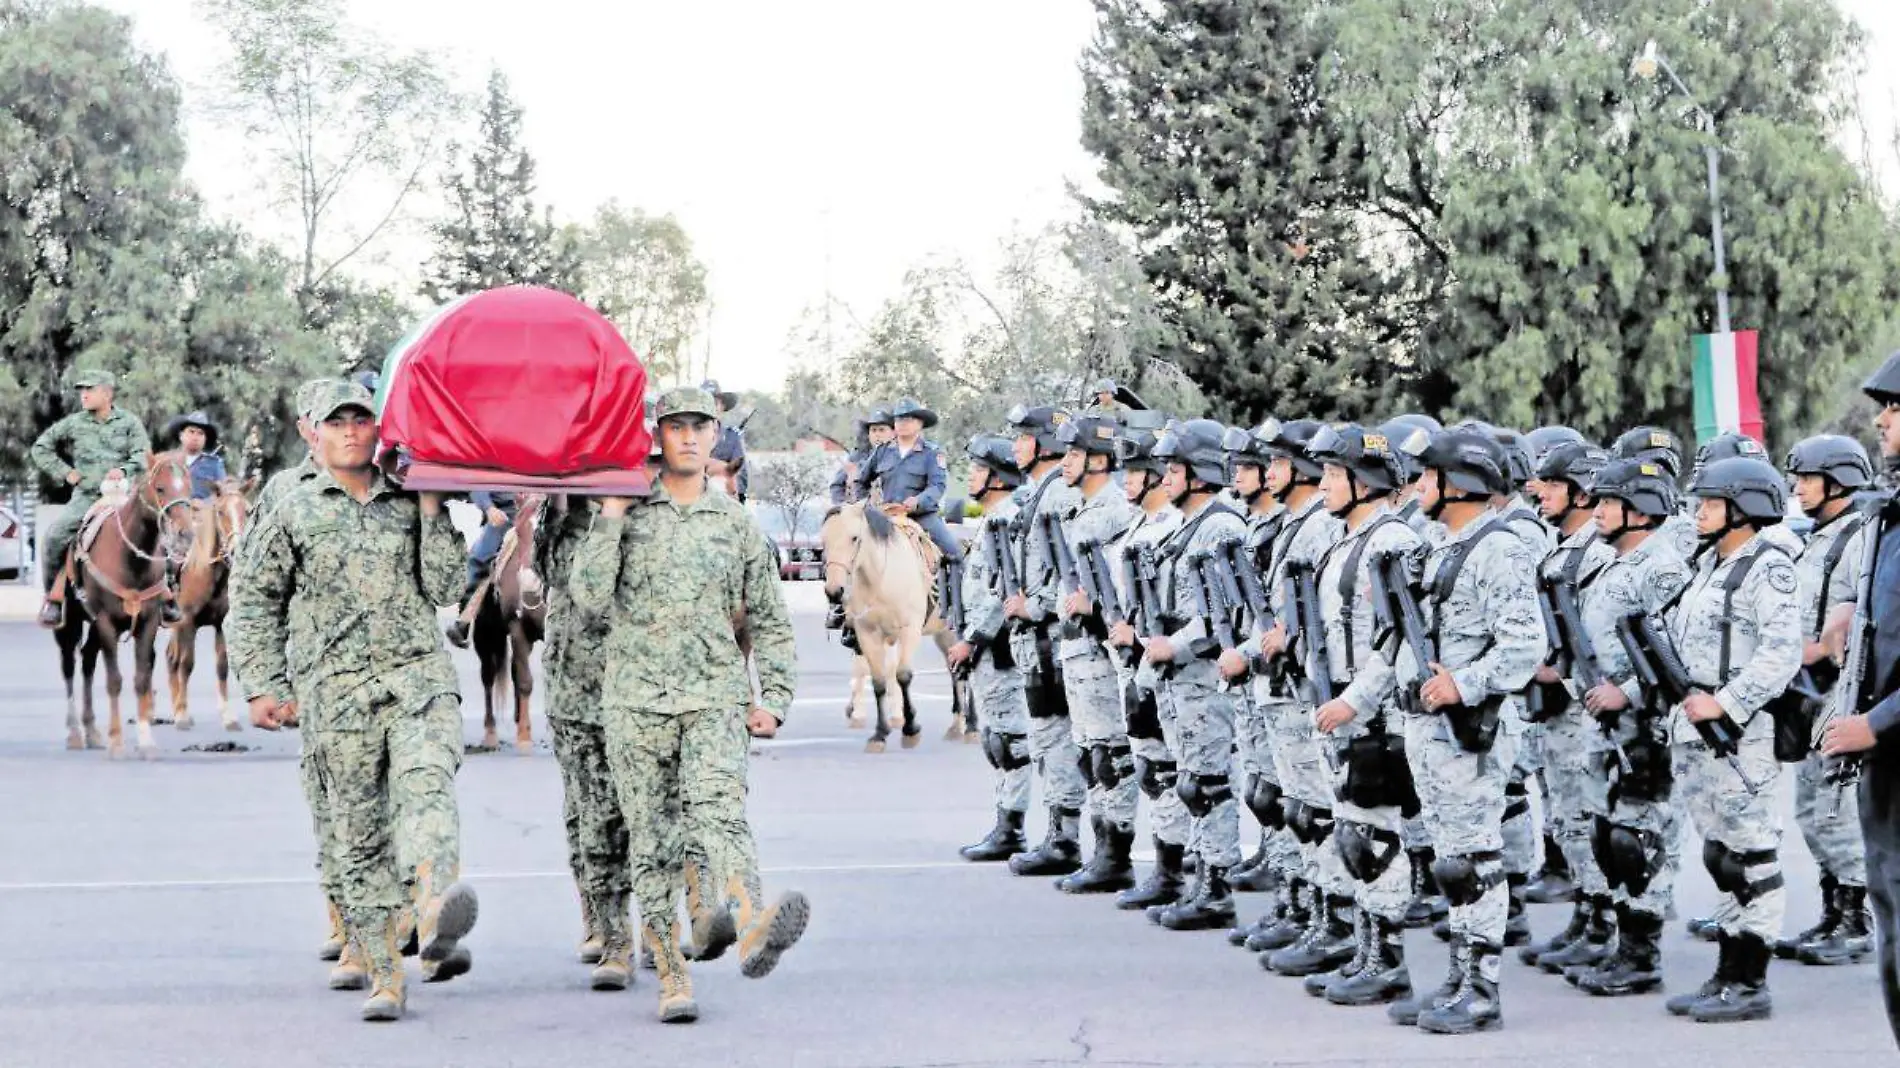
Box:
[161,411,229,500]
[444,489,520,649]
[702,379,749,501]
[31,369,162,628]
[851,397,961,563]
[830,408,894,506]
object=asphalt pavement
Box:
[0,593,1891,1067]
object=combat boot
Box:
[1519,897,1588,968]
[1008,806,1083,877]
[415,881,477,984]
[1059,818,1136,894]
[1797,882,1872,966]
[1148,860,1202,924]
[684,861,737,962]
[320,898,346,961]
[645,925,698,1024]
[1403,848,1443,928]
[589,892,634,991]
[1118,837,1185,911]
[1390,936,1468,1026]
[1265,896,1355,976]
[1417,940,1502,1034]
[1576,905,1663,997]
[1538,895,1614,974]
[1503,874,1531,947]
[1156,866,1236,931]
[1776,873,1840,959]
[1329,914,1413,1006]
[1667,928,1737,1016]
[577,893,605,963]
[1229,831,1278,893]
[1230,883,1288,947]
[1305,908,1371,998]
[960,808,1027,862]
[1431,914,1452,942]
[1689,931,1772,1023]
[328,938,369,991]
[356,910,405,1023]
[731,881,811,979]
[1523,835,1577,903]
[1247,879,1311,952]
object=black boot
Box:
[1305,906,1371,997]
[1008,806,1082,877]
[1776,873,1839,959]
[1330,914,1414,1006]
[1503,874,1531,947]
[1798,882,1873,966]
[1523,835,1577,903]
[1118,838,1186,911]
[1055,816,1108,892]
[1689,931,1773,1023]
[1155,865,1236,930]
[1519,897,1588,967]
[1230,884,1287,947]
[1265,895,1356,976]
[1538,895,1615,974]
[1391,936,1468,1026]
[1417,940,1503,1034]
[1147,861,1202,924]
[1247,879,1311,952]
[1058,819,1135,894]
[1576,905,1664,997]
[958,808,1025,862]
[1431,914,1452,942]
[1402,847,1437,928]
[1230,831,1278,893]
[1667,928,1737,1016]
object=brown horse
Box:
[165,479,251,732]
[53,453,195,758]
[473,497,546,753]
[822,502,934,753]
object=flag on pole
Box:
[1691,330,1762,444]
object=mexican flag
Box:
[1691,330,1762,445]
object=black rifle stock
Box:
[1286,561,1335,704]
[1545,571,1631,775]
[1616,613,1764,794]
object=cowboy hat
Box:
[163,410,221,453]
[890,397,939,429]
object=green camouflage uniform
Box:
[228,410,469,968]
[30,400,153,591]
[568,472,796,952]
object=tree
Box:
[749,453,834,536]
[199,0,459,315]
[302,275,414,373]
[421,69,583,302]
[574,200,709,383]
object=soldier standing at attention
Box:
[571,387,808,1025]
[1660,457,1802,1024]
[32,369,161,627]
[229,379,480,1023]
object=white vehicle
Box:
[0,504,22,580]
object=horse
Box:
[472,497,546,753]
[53,453,196,759]
[165,479,250,733]
[845,637,977,742]
[821,502,936,753]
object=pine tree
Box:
[420,69,583,302]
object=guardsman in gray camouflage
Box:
[1387,426,1546,1035]
[570,387,808,1024]
[1563,458,1689,998]
[32,369,158,627]
[950,435,1036,862]
[854,397,961,562]
[1139,419,1250,930]
[1660,456,1803,1024]
[1238,419,1349,956]
[1282,424,1421,1005]
[1780,435,1876,965]
[1517,441,1621,977]
[1083,378,1133,418]
[1216,422,1296,902]
[1611,426,1700,560]
[1000,405,1089,877]
[1049,415,1141,893]
[229,379,480,1023]
[1105,417,1192,911]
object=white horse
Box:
[822,502,935,753]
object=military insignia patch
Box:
[1765,559,1797,594]
[1648,431,1672,448]
[1364,433,1389,453]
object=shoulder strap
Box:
[1329,513,1401,673]
[1815,513,1868,634]
[1165,500,1240,554]
[1429,519,1509,608]
[1717,541,1793,681]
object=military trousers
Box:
[1578,743,1681,920]
[549,716,632,900]
[1237,684,1301,880]
[1672,736,1785,943]
[1544,711,1608,896]
[912,512,964,562]
[1795,750,1868,886]
[604,705,761,948]
[1061,650,1136,830]
[1261,695,1350,898]
[41,491,96,591]
[1127,663,1190,848]
[299,726,341,899]
[1167,663,1240,870]
[1404,713,1516,947]
[974,657,1033,814]
[1503,718,1546,878]
[1856,767,1900,1049]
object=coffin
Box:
[377,286,653,495]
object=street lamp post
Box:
[1632,40,1732,334]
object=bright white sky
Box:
[100,0,1900,394]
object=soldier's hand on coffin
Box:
[1064,589,1092,618]
[1682,692,1724,724]
[1314,698,1356,734]
[1583,681,1628,715]
[249,695,285,731]
[485,506,508,527]
[1217,648,1247,680]
[946,641,973,668]
[1004,592,1029,620]
[1534,663,1561,684]
[417,491,445,516]
[65,470,80,485]
[1144,636,1175,663]
[1822,714,1877,756]
[747,706,779,738]
[1259,621,1287,659]
[599,496,633,518]
[279,700,300,729]
[1108,621,1136,647]
[1420,663,1462,711]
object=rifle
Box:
[1286,561,1335,704]
[1215,537,1281,682]
[1544,570,1631,776]
[1077,537,1136,667]
[983,516,1027,633]
[1820,495,1888,806]
[939,559,974,679]
[1132,544,1182,679]
[1525,579,1570,722]
[1373,549,1503,753]
[1040,511,1087,640]
[1616,613,1765,794]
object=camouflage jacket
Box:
[1012,467,1080,624]
[1112,504,1181,693]
[569,477,795,721]
[228,467,463,726]
[30,408,151,494]
[1400,507,1547,716]
[1321,505,1421,721]
[1795,508,1867,643]
[1157,496,1248,677]
[1055,482,1135,660]
[1665,531,1803,741]
[962,496,1019,647]
[1583,533,1691,742]
[537,497,612,723]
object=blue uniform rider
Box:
[852,397,962,563]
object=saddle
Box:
[887,513,944,623]
[76,497,120,556]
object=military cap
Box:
[304,379,376,423]
[71,369,115,389]
[655,387,720,423]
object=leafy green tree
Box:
[574,200,708,383]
